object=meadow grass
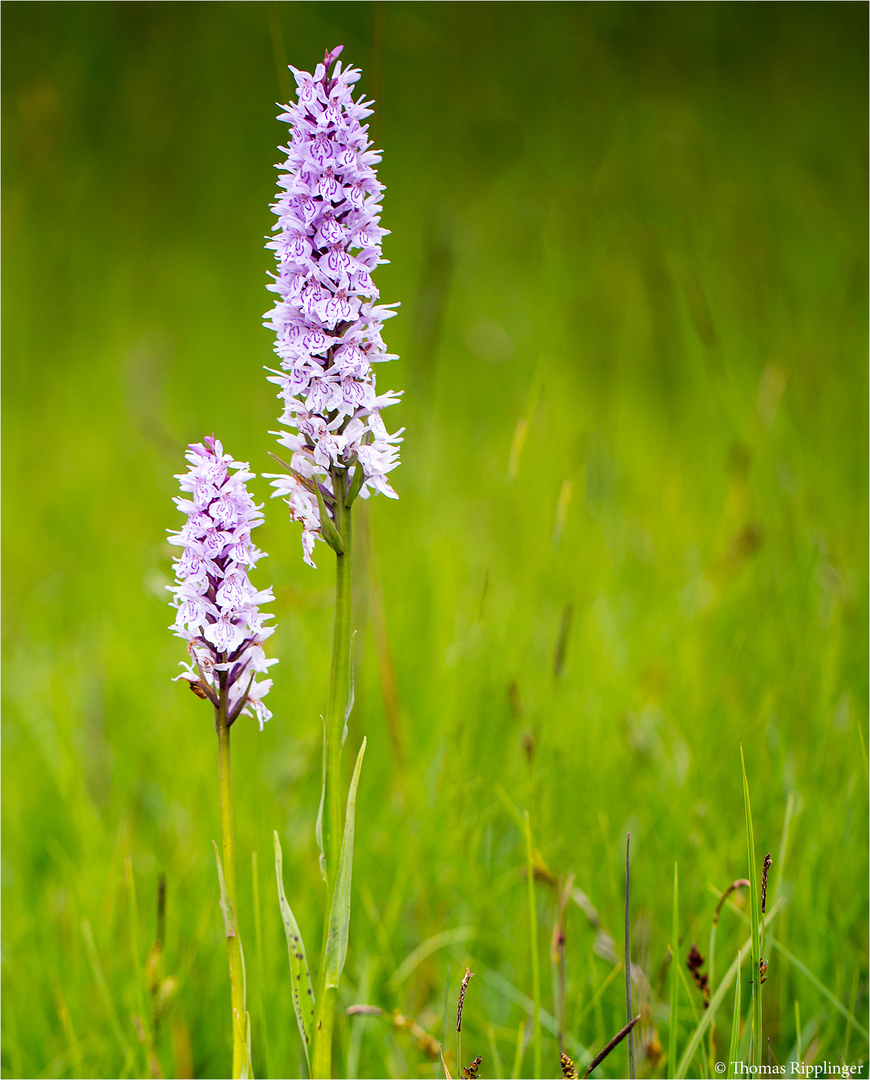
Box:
[2,3,867,1078]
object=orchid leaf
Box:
[323,737,366,988]
[212,842,237,939]
[342,631,357,748]
[274,832,315,1068]
[315,716,327,882]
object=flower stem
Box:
[217,686,246,1079]
[313,484,354,1079]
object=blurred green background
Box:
[3,3,867,1078]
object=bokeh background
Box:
[3,3,867,1078]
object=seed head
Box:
[456,967,474,1033]
[761,852,772,914]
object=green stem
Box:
[313,480,353,1079]
[217,687,246,1079]
[524,810,541,1080]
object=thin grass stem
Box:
[488,1023,505,1080]
[624,834,635,1079]
[740,746,762,1069]
[81,917,130,1058]
[669,862,679,1078]
[524,810,541,1079]
[845,967,859,1060]
[725,955,742,1080]
[510,1021,526,1080]
[252,851,273,1080]
[442,962,452,1062]
[124,859,150,1040]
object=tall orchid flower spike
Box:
[263,47,399,1079]
[263,43,402,567]
[168,435,277,728]
[168,435,277,1079]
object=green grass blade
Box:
[726,954,742,1080]
[573,961,622,1032]
[771,792,795,908]
[473,959,587,1059]
[510,1021,526,1080]
[740,745,761,1067]
[324,736,367,987]
[625,833,635,1080]
[273,831,315,1068]
[252,851,274,1080]
[769,937,869,1042]
[677,963,701,1027]
[124,859,150,1055]
[669,862,679,1078]
[387,926,475,992]
[488,1022,505,1080]
[81,917,130,1058]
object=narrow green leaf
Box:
[212,841,237,939]
[323,737,367,987]
[273,831,316,1068]
[313,479,344,554]
[726,955,742,1080]
[740,746,761,1067]
[315,715,327,882]
[669,863,679,1078]
[342,630,357,747]
[124,856,150,1057]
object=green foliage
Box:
[2,3,867,1078]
